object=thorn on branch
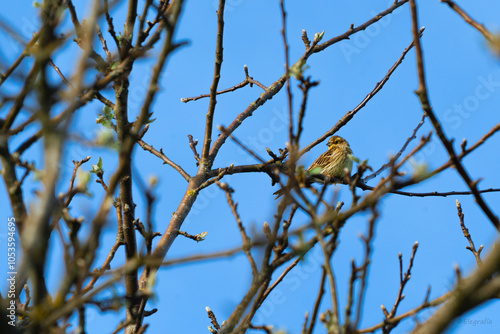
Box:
[471,178,482,188]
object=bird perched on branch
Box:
[274,135,354,198]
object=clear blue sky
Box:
[1,1,500,333]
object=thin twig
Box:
[395,121,500,189]
[456,200,483,266]
[380,242,419,333]
[280,0,294,145]
[64,156,91,207]
[440,0,494,41]
[358,292,451,333]
[136,0,154,46]
[201,0,226,166]
[136,0,164,46]
[187,134,201,163]
[104,0,121,51]
[160,246,248,267]
[364,112,426,182]
[296,78,319,145]
[314,226,340,330]
[181,66,267,102]
[309,1,409,56]
[79,239,124,295]
[177,230,208,242]
[137,138,191,181]
[66,0,109,69]
[0,32,39,87]
[306,268,327,334]
[96,24,113,63]
[249,324,273,334]
[261,257,301,302]
[360,184,500,198]
[3,64,39,131]
[217,181,258,275]
[354,208,378,329]
[218,126,267,163]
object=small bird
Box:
[308,135,353,178]
[274,135,353,198]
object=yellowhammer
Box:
[274,135,353,198]
[308,135,353,178]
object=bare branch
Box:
[137,138,191,181]
[181,65,267,103]
[395,121,500,189]
[309,1,409,56]
[201,0,226,166]
[409,0,500,230]
[63,156,92,207]
[440,0,494,41]
[358,292,451,333]
[306,269,327,334]
[456,200,483,266]
[217,182,258,276]
[177,230,208,242]
[0,32,39,87]
[280,0,294,145]
[365,112,426,182]
[380,242,419,333]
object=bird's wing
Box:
[307,150,332,171]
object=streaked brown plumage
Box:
[307,135,353,178]
[274,136,353,198]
